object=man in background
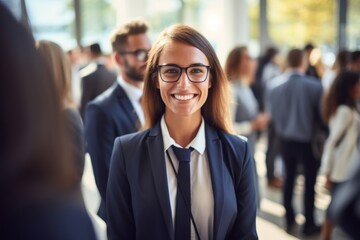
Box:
[79,43,116,120]
[270,49,323,236]
[85,19,151,221]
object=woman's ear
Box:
[208,76,212,88]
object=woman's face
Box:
[156,41,211,120]
[238,49,255,82]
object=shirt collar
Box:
[117,76,142,103]
[160,115,206,154]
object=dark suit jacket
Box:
[85,83,141,220]
[106,121,258,240]
[2,198,96,240]
[80,63,116,119]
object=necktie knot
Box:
[171,145,193,163]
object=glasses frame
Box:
[119,49,149,62]
[157,64,211,83]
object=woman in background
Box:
[36,40,85,188]
[0,3,95,239]
[224,46,269,155]
[320,71,360,240]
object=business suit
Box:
[269,73,323,229]
[85,82,141,220]
[80,63,116,119]
[106,121,258,240]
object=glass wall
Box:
[24,0,358,58]
[27,0,115,52]
[348,0,360,49]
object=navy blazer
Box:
[85,83,141,220]
[106,121,258,240]
[80,63,116,119]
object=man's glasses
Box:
[119,49,149,62]
[157,64,211,83]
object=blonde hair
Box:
[36,40,74,108]
[142,24,233,133]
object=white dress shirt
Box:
[160,116,214,240]
[117,76,144,125]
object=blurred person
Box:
[322,50,350,90]
[0,4,96,239]
[36,40,86,198]
[256,47,283,188]
[106,24,258,240]
[331,150,360,239]
[252,46,281,111]
[224,46,268,206]
[85,19,151,221]
[79,43,116,120]
[304,43,320,79]
[349,50,360,71]
[320,71,360,240]
[224,46,269,154]
[67,47,84,107]
[269,49,324,236]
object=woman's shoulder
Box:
[335,105,354,117]
[114,128,152,147]
[217,130,249,153]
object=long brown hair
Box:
[0,5,77,211]
[36,40,74,108]
[224,46,247,81]
[322,71,360,123]
[142,24,233,133]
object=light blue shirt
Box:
[269,73,323,142]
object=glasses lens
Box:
[135,50,148,61]
[187,66,208,82]
[159,66,181,82]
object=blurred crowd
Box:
[2,1,360,239]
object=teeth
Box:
[174,94,194,101]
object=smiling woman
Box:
[106,24,258,240]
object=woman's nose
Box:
[177,70,191,88]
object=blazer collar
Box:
[147,122,174,239]
[147,121,227,239]
[114,83,141,130]
[204,123,226,239]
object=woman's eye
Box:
[190,68,204,74]
[163,68,180,74]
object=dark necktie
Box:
[171,146,192,240]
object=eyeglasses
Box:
[157,64,211,83]
[119,49,149,61]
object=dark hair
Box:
[110,18,149,53]
[322,71,360,123]
[142,24,233,133]
[224,46,247,81]
[333,49,350,73]
[350,51,360,63]
[287,48,304,68]
[89,43,102,55]
[255,46,278,82]
[304,43,314,51]
[0,4,76,210]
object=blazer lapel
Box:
[147,123,174,240]
[205,124,225,240]
[115,84,141,130]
